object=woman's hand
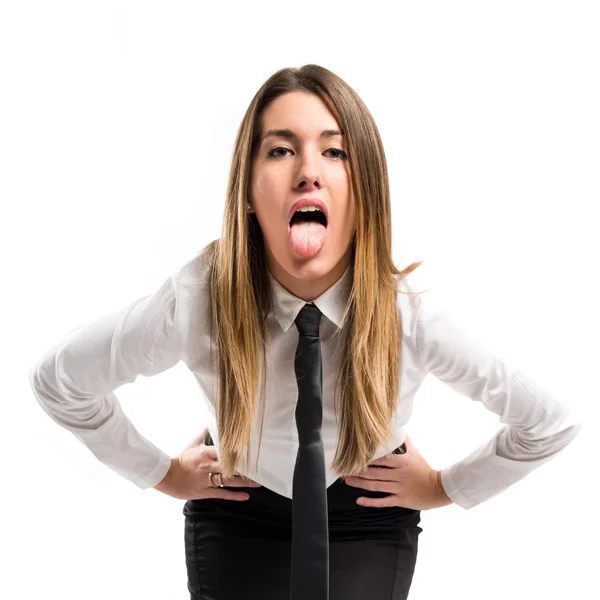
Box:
[153,427,262,501]
[344,435,454,510]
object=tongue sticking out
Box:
[289,221,326,258]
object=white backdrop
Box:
[3,1,598,599]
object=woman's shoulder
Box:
[170,244,217,365]
[393,259,439,341]
[395,260,432,306]
[174,241,221,299]
[171,244,215,324]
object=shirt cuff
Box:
[439,466,477,509]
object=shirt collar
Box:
[268,262,353,332]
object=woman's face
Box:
[249,91,356,301]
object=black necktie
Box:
[290,302,329,600]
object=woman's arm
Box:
[416,291,583,510]
[28,265,192,490]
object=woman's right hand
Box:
[153,427,262,501]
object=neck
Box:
[267,247,353,301]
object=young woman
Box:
[29,64,582,600]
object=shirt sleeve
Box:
[416,290,583,510]
[27,266,190,490]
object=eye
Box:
[327,148,348,160]
[267,147,348,160]
[268,146,291,159]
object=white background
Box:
[3,1,598,599]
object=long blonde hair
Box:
[203,64,424,480]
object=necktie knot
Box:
[295,303,322,338]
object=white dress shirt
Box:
[28,247,582,510]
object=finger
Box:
[223,475,262,487]
[356,467,395,481]
[203,460,223,473]
[356,495,396,508]
[204,489,252,501]
[369,453,397,468]
[203,447,219,460]
[201,459,245,478]
[192,427,209,445]
[202,466,261,487]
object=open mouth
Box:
[289,209,328,228]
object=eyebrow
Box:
[262,128,344,143]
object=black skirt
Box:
[182,433,422,600]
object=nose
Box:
[295,153,323,191]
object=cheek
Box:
[252,173,281,202]
[344,189,356,223]
[251,174,263,197]
[250,177,281,234]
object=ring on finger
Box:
[208,472,224,488]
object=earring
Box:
[247,203,252,211]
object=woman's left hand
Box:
[344,435,454,510]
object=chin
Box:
[288,253,341,279]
